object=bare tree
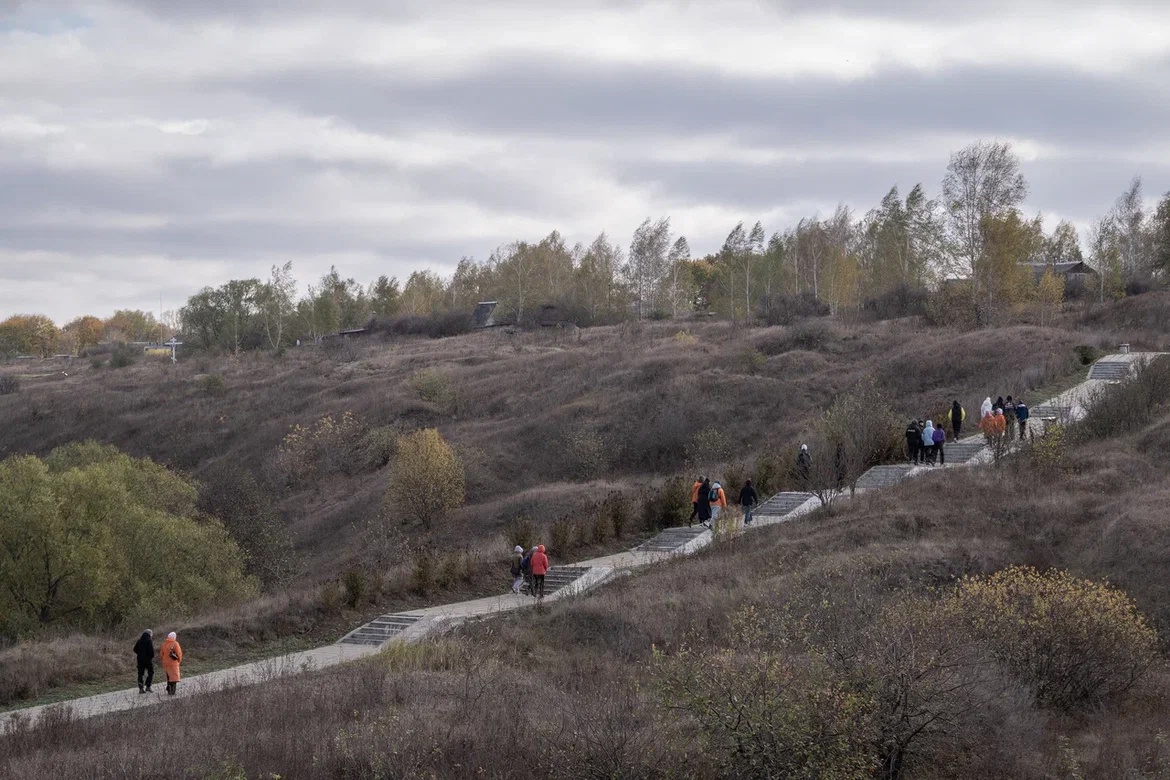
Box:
[942,141,1028,301]
[259,261,296,351]
[626,217,672,318]
[666,235,691,317]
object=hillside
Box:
[3,355,1170,778]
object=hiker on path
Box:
[710,482,728,524]
[951,400,965,441]
[739,479,759,526]
[981,397,993,419]
[979,408,996,445]
[921,420,937,465]
[696,478,712,528]
[905,420,922,464]
[688,476,703,525]
[510,545,525,595]
[1016,400,1030,439]
[521,546,537,595]
[994,396,1005,412]
[530,544,550,601]
[932,420,946,465]
[797,445,811,482]
[160,631,182,696]
[1004,396,1018,440]
[133,629,154,694]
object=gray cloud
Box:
[2,0,1170,322]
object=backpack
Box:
[510,556,522,577]
[521,554,533,574]
[709,487,720,503]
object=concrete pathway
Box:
[2,353,1157,731]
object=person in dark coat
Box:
[796,444,811,482]
[950,400,965,442]
[739,479,759,525]
[905,420,922,464]
[696,478,713,528]
[133,629,154,694]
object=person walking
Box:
[979,408,996,445]
[739,479,759,526]
[521,546,537,596]
[994,396,1005,412]
[160,631,183,696]
[932,420,946,465]
[133,629,154,694]
[981,397,993,419]
[710,482,728,524]
[530,544,550,601]
[697,478,713,528]
[796,445,811,482]
[1016,400,1030,439]
[905,419,922,464]
[510,545,525,595]
[950,400,965,442]
[1004,396,1018,441]
[688,476,704,527]
[921,420,937,465]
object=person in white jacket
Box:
[921,420,937,465]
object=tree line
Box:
[5,140,1170,357]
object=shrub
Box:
[653,613,875,779]
[0,374,19,395]
[789,320,833,350]
[374,312,472,339]
[952,566,1160,711]
[1029,423,1068,471]
[410,548,438,594]
[563,425,607,479]
[753,450,787,495]
[276,411,367,485]
[739,347,767,375]
[342,568,369,609]
[198,373,227,397]
[862,283,929,320]
[89,357,104,370]
[1074,344,1103,366]
[1075,356,1170,442]
[688,426,734,467]
[603,493,632,538]
[673,330,697,345]
[356,425,398,471]
[550,518,575,556]
[711,506,743,541]
[589,511,614,545]
[759,292,831,326]
[109,346,136,368]
[0,442,256,636]
[640,476,690,531]
[385,428,465,529]
[507,515,536,551]
[409,368,460,414]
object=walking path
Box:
[1,352,1158,731]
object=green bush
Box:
[550,518,575,556]
[342,568,368,608]
[109,347,136,368]
[409,368,459,415]
[604,492,632,538]
[384,428,465,529]
[640,477,691,531]
[357,426,398,471]
[1075,356,1170,442]
[507,515,536,551]
[1074,344,1103,366]
[410,548,437,595]
[198,373,227,397]
[0,442,256,637]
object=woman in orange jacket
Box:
[709,482,728,524]
[530,544,550,600]
[160,631,183,696]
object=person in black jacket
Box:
[696,478,713,528]
[133,629,155,694]
[905,420,922,464]
[739,479,759,525]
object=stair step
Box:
[339,613,425,646]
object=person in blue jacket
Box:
[1016,400,1030,439]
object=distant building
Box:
[1024,261,1099,281]
[472,301,499,328]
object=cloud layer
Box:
[2,0,1169,321]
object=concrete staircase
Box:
[1088,360,1132,380]
[754,491,814,518]
[340,614,424,647]
[636,525,707,553]
[540,565,592,595]
[855,464,919,489]
[943,438,987,464]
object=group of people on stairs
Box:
[689,476,758,527]
[510,544,550,600]
[132,630,183,696]
[906,395,1032,465]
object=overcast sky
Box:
[2,0,1169,322]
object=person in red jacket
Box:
[530,544,550,600]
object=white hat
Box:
[167,631,177,640]
[514,545,523,553]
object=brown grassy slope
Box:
[6,406,1170,779]
[0,319,1095,579]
